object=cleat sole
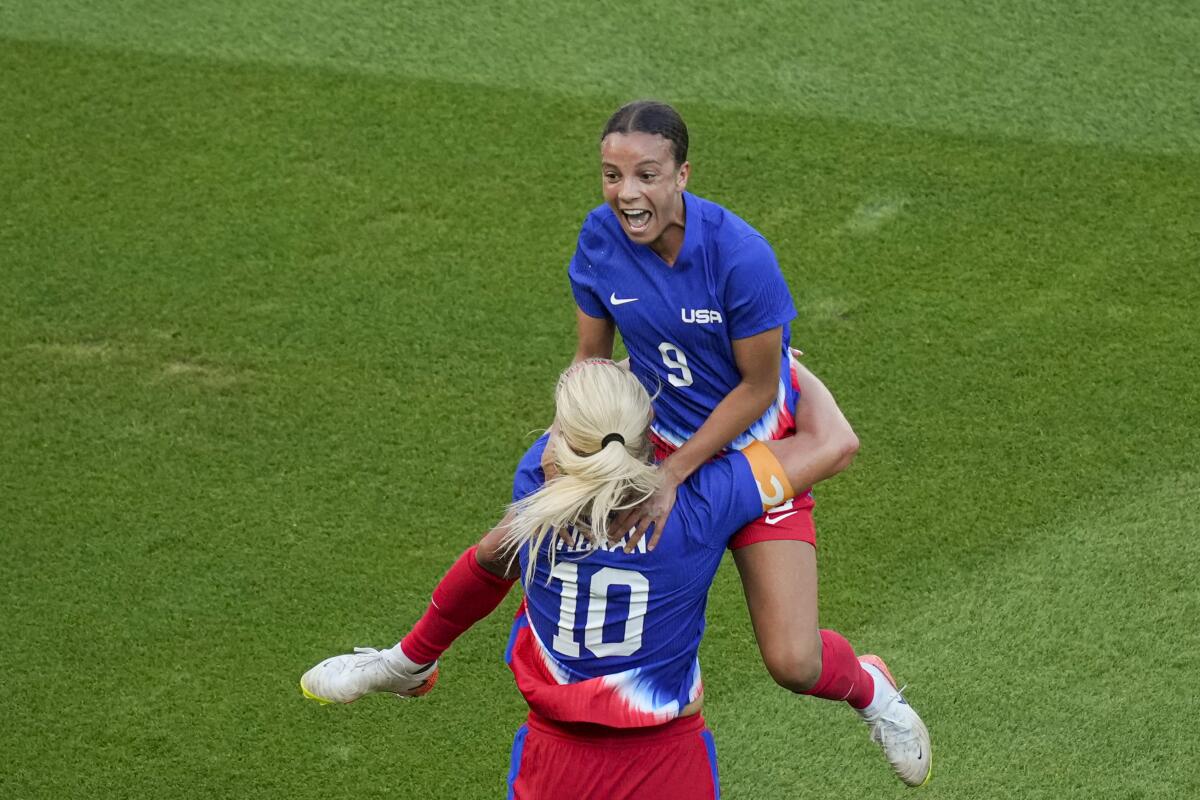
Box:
[400,668,439,698]
[300,681,336,705]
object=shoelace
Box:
[350,646,384,667]
[867,685,917,748]
[348,646,407,680]
[349,646,430,681]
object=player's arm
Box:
[619,326,781,548]
[761,362,859,491]
[573,306,616,362]
[661,326,781,484]
[542,308,617,479]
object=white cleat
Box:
[300,646,438,705]
[858,655,932,787]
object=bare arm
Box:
[762,362,859,491]
[574,306,616,362]
[619,327,782,548]
[659,326,782,486]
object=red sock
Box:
[801,629,875,710]
[399,546,515,665]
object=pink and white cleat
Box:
[857,654,932,787]
[300,645,438,705]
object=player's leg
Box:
[731,523,931,787]
[730,537,870,700]
[398,513,518,664]
[300,516,517,704]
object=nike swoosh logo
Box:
[765,511,798,525]
[610,293,639,305]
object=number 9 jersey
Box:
[569,192,800,452]
[505,434,796,728]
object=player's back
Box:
[506,435,764,727]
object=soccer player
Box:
[302,360,931,797]
[568,100,930,785]
[304,100,932,788]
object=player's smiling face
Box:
[600,132,690,261]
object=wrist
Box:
[659,458,688,486]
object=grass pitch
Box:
[2,3,1198,798]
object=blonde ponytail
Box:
[503,359,660,580]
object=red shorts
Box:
[507,712,719,800]
[650,435,817,550]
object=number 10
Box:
[549,562,649,658]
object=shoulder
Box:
[693,194,766,242]
[687,452,746,494]
[579,204,622,245]
[674,454,760,549]
[512,434,549,502]
[571,205,625,275]
[691,194,773,264]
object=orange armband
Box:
[741,440,796,511]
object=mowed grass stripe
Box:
[2,1,1199,154]
[706,474,1200,798]
[2,38,1198,799]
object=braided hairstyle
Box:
[601,100,689,166]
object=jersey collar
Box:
[673,191,702,270]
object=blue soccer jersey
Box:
[504,434,795,727]
[569,192,799,451]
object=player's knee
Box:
[475,538,512,579]
[762,639,823,693]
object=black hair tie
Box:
[601,433,625,448]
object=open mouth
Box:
[622,209,651,232]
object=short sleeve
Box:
[683,442,797,548]
[683,455,768,549]
[512,435,550,502]
[723,235,797,340]
[568,216,610,320]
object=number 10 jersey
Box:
[505,435,795,728]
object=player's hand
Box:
[613,477,679,553]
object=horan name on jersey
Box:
[553,528,650,555]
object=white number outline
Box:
[549,563,649,658]
[550,562,581,657]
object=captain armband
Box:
[741,440,796,510]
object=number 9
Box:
[658,342,694,388]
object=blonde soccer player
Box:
[302,360,931,797]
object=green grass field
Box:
[3,3,1198,798]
